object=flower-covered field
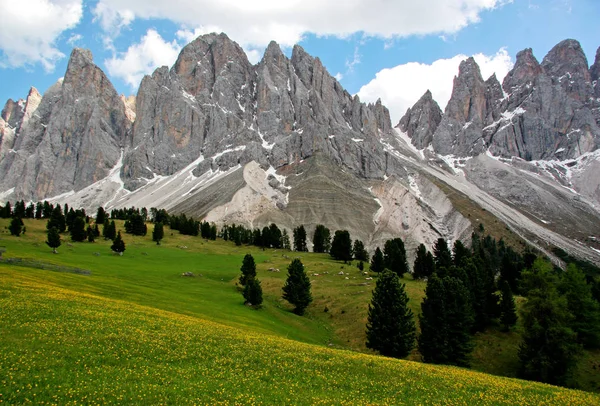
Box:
[1,267,598,405]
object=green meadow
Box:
[1,218,598,404]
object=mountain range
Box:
[1,34,599,265]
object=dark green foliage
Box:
[293,225,308,252]
[47,206,66,233]
[95,207,106,224]
[42,201,53,218]
[239,254,257,287]
[200,222,211,239]
[104,220,117,241]
[560,264,600,349]
[366,270,416,358]
[312,225,331,253]
[499,280,518,331]
[500,244,524,294]
[0,201,12,218]
[124,213,147,236]
[518,259,581,386]
[46,227,61,253]
[70,217,87,242]
[383,238,408,278]
[35,202,43,219]
[281,229,291,250]
[151,208,170,225]
[353,240,369,262]
[413,244,435,280]
[418,276,474,367]
[433,238,453,272]
[243,278,263,307]
[452,240,470,267]
[87,226,95,243]
[330,230,353,261]
[210,225,217,240]
[370,247,385,274]
[152,222,164,245]
[9,217,23,237]
[13,200,26,219]
[552,247,600,278]
[25,203,35,218]
[111,231,126,255]
[282,259,312,315]
[269,224,282,249]
[169,214,199,236]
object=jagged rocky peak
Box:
[591,46,600,82]
[484,74,504,124]
[502,48,542,94]
[541,39,592,102]
[446,57,487,124]
[397,90,442,149]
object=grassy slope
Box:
[0,219,599,403]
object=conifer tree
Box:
[370,247,385,274]
[433,238,453,272]
[418,275,449,364]
[281,229,291,250]
[46,227,61,254]
[9,217,23,237]
[47,206,66,233]
[452,240,471,267]
[96,206,106,224]
[366,270,416,358]
[293,225,308,252]
[383,238,409,278]
[499,279,517,331]
[70,216,87,242]
[282,259,312,315]
[443,277,474,367]
[312,224,331,253]
[243,278,263,307]
[330,230,352,261]
[413,244,435,279]
[105,220,117,240]
[152,222,164,245]
[87,225,96,242]
[353,240,369,262]
[239,254,257,287]
[111,231,126,255]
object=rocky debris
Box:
[121,95,136,122]
[0,48,130,202]
[181,271,196,277]
[397,90,442,149]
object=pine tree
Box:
[499,279,517,331]
[87,225,96,242]
[418,275,449,364]
[413,244,435,279]
[330,230,352,261]
[560,264,600,349]
[282,258,312,315]
[46,227,61,254]
[518,259,581,385]
[312,224,331,253]
[111,231,126,255]
[366,270,416,358]
[70,216,87,242]
[239,254,257,287]
[353,239,369,262]
[47,206,66,233]
[433,238,453,272]
[9,217,23,237]
[383,238,409,278]
[370,247,385,274]
[293,225,308,252]
[452,240,471,267]
[96,207,106,224]
[105,220,117,240]
[152,222,164,245]
[281,229,291,250]
[443,277,474,367]
[243,278,263,307]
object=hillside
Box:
[1,219,599,403]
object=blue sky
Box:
[1,0,599,123]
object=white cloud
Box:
[105,29,181,90]
[334,72,344,81]
[67,33,83,46]
[357,48,513,124]
[93,0,506,50]
[0,0,83,70]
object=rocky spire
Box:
[502,48,542,95]
[541,39,592,102]
[397,90,442,149]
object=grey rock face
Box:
[0,49,130,201]
[123,33,392,191]
[396,90,442,149]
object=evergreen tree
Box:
[239,254,257,287]
[413,244,435,280]
[353,240,369,262]
[269,223,282,248]
[95,207,106,224]
[105,220,117,241]
[25,203,35,218]
[111,231,126,255]
[452,240,470,267]
[282,258,312,315]
[0,201,12,218]
[152,222,164,245]
[87,225,96,243]
[35,202,43,219]
[518,259,580,385]
[281,229,291,250]
[9,217,23,237]
[42,201,53,218]
[560,264,600,349]
[370,247,385,274]
[312,224,331,253]
[383,238,409,278]
[94,224,100,237]
[366,270,416,358]
[293,225,308,252]
[418,275,449,364]
[210,224,217,240]
[13,200,26,218]
[444,277,475,367]
[47,206,66,233]
[499,279,517,331]
[330,230,353,261]
[46,227,61,254]
[70,216,87,242]
[243,278,263,307]
[433,238,453,272]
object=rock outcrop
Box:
[396,90,442,149]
